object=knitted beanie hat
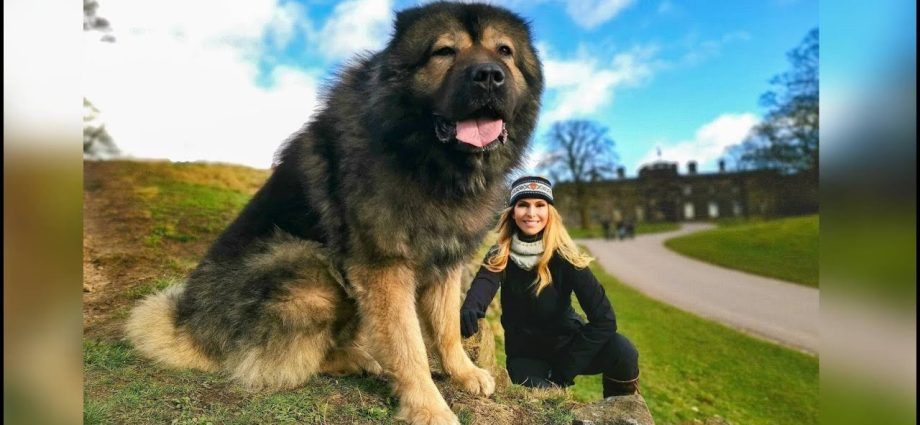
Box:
[509,176,554,207]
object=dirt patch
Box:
[82,160,267,339]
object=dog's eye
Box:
[432,46,456,57]
[498,45,513,57]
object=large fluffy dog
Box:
[127,2,543,424]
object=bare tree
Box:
[727,28,818,174]
[84,0,118,158]
[84,98,119,159]
[538,120,618,229]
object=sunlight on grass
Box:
[664,215,819,287]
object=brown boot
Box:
[602,374,640,397]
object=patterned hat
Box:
[509,176,554,206]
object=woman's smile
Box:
[514,198,549,235]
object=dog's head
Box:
[371,2,543,160]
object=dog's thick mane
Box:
[275,8,543,200]
[279,64,526,200]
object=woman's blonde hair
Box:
[484,202,594,296]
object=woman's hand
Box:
[460,309,484,338]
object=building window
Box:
[709,185,716,194]
[732,201,742,217]
[684,202,695,220]
[708,201,719,218]
[635,207,645,222]
[683,185,692,196]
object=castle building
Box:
[553,160,818,225]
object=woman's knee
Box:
[607,333,639,378]
[613,334,638,362]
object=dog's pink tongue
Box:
[455,119,503,147]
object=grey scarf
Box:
[509,232,545,271]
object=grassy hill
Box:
[664,215,819,287]
[83,160,817,424]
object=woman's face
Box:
[513,198,549,236]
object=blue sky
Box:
[83,0,818,174]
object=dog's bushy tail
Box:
[125,283,217,372]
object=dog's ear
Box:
[393,7,428,39]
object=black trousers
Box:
[507,332,639,397]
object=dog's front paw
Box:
[394,401,459,425]
[454,366,495,396]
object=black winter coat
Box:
[460,247,618,384]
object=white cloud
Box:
[83,0,321,169]
[101,0,276,46]
[565,0,636,29]
[268,2,310,50]
[680,31,751,66]
[318,0,394,60]
[541,45,657,123]
[637,113,760,170]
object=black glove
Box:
[460,309,484,338]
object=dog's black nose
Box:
[471,63,505,90]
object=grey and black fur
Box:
[127,3,543,423]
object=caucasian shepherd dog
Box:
[127,2,543,424]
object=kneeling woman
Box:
[460,176,640,397]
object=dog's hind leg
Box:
[225,327,335,391]
[346,263,459,425]
[221,237,354,390]
[418,266,495,396]
[224,276,345,390]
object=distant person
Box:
[460,176,641,399]
[624,219,635,239]
[616,221,627,240]
[601,218,612,241]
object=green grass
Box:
[569,221,680,239]
[83,335,577,424]
[140,179,254,246]
[553,254,819,425]
[663,215,819,287]
[89,160,264,250]
[127,277,179,300]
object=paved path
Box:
[579,223,819,354]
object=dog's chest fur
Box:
[352,179,502,269]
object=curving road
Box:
[580,223,819,354]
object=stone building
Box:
[553,160,818,226]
